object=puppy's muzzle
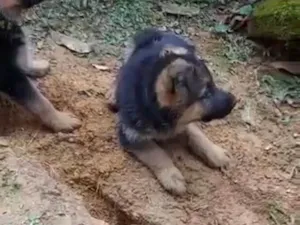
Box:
[201,89,237,122]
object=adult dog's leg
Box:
[1,69,81,132]
[16,35,50,78]
[127,141,186,195]
[186,122,231,168]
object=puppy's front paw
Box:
[44,111,81,133]
[156,166,186,195]
[206,145,231,169]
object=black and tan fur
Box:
[107,28,237,195]
[0,0,80,132]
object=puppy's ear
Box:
[155,58,193,107]
[0,0,22,22]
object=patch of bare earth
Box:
[0,31,298,225]
[0,148,108,225]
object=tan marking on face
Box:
[155,58,192,108]
[155,68,178,107]
[176,102,204,127]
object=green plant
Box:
[261,74,300,103]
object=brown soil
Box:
[0,31,299,225]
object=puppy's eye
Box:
[199,86,211,99]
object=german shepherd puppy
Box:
[106,28,237,195]
[0,0,81,132]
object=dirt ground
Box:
[0,29,299,225]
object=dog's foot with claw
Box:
[155,166,186,195]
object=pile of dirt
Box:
[0,147,108,225]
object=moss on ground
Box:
[252,0,300,40]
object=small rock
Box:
[187,27,196,36]
[37,40,44,50]
[264,144,273,150]
[68,138,75,143]
[174,29,182,34]
[158,26,167,31]
[0,138,9,147]
[91,217,110,225]
[293,133,299,138]
[52,215,72,225]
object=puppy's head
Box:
[155,46,236,125]
[0,0,41,21]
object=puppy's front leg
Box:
[186,122,231,168]
[127,141,186,195]
[17,40,50,78]
[2,72,81,132]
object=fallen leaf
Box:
[269,61,300,76]
[213,23,230,34]
[160,3,200,17]
[238,5,253,16]
[92,64,110,71]
[50,31,92,54]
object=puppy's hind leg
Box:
[1,70,81,132]
[105,77,118,112]
[105,41,135,112]
[126,140,186,195]
[186,122,231,168]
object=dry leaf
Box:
[269,61,300,76]
[92,64,110,71]
[50,31,92,54]
[159,3,200,17]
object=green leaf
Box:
[214,24,229,33]
[238,5,253,16]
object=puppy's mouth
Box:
[201,117,212,123]
[200,94,238,123]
